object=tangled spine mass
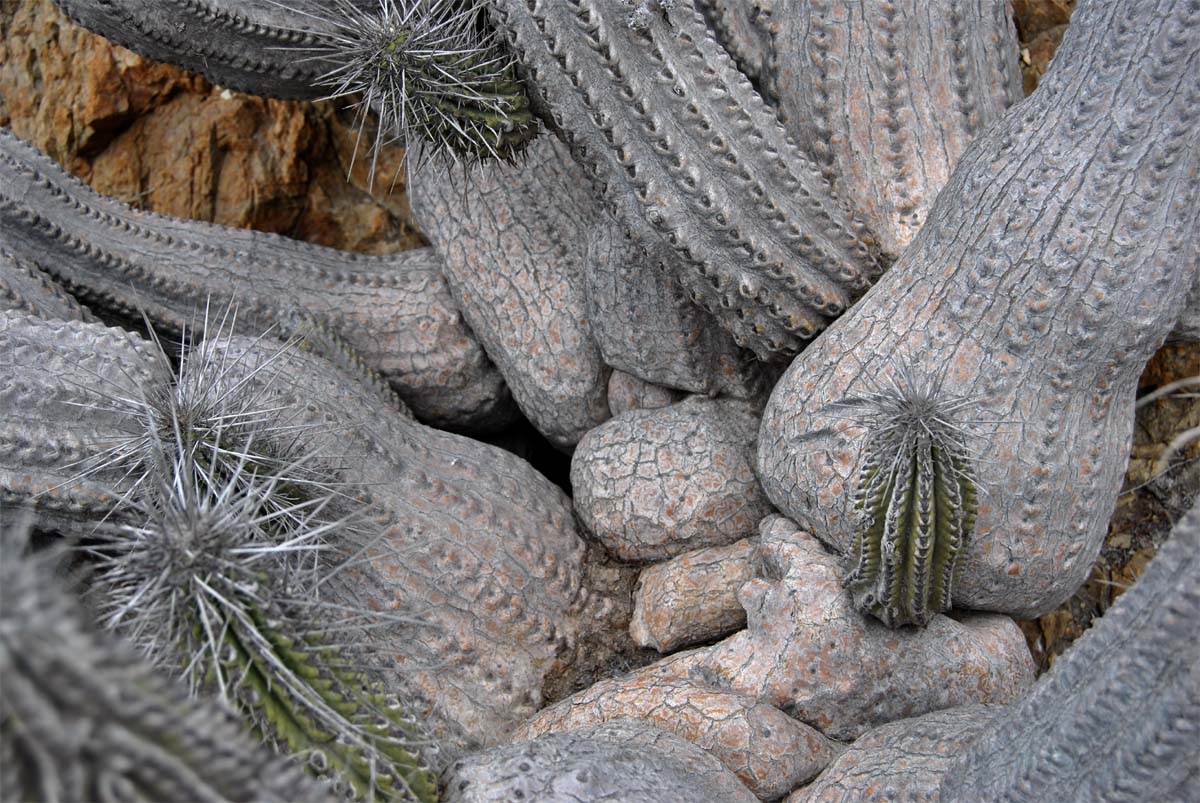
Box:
[297,0,537,176]
[81,320,438,801]
[838,367,980,628]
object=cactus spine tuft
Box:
[834,365,980,628]
[292,0,537,180]
[78,312,440,801]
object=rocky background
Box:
[1,0,1196,674]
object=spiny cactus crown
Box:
[833,364,981,628]
[288,0,537,181]
[74,311,439,801]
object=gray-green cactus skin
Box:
[0,126,512,432]
[0,309,597,758]
[940,502,1200,802]
[0,526,329,803]
[489,0,881,359]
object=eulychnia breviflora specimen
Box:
[0,523,328,803]
[49,0,537,169]
[488,0,882,359]
[834,367,979,628]
[78,319,441,802]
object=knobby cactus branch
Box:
[0,522,329,803]
[0,126,513,431]
[489,0,882,359]
[832,365,980,628]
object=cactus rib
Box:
[488,0,882,359]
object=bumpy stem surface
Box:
[940,502,1200,801]
[490,0,881,358]
[758,0,1022,259]
[0,126,511,431]
[757,0,1200,617]
[0,528,328,803]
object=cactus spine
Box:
[837,367,979,627]
[80,318,439,801]
[297,0,537,175]
[0,523,328,803]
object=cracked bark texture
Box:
[442,720,757,803]
[757,0,1200,618]
[0,126,512,431]
[571,396,772,562]
[409,136,612,449]
[583,165,771,398]
[607,516,1034,741]
[490,0,881,358]
[630,537,755,652]
[786,706,992,803]
[759,0,1023,260]
[939,502,1200,802]
[516,670,840,799]
[0,311,165,533]
[606,370,686,417]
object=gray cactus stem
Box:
[49,0,345,100]
[0,311,166,534]
[940,502,1200,802]
[757,0,1023,259]
[489,0,882,359]
[0,126,514,432]
[0,244,98,323]
[0,526,330,803]
[756,0,1200,617]
[694,0,772,83]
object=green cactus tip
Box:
[833,363,982,629]
[76,311,440,801]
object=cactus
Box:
[291,0,538,176]
[0,125,512,431]
[72,315,441,801]
[834,366,980,628]
[488,0,882,359]
[0,521,329,803]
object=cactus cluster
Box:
[73,314,439,801]
[834,366,980,628]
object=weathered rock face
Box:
[787,706,994,803]
[630,537,756,653]
[571,397,772,562]
[442,720,758,803]
[0,0,422,255]
[516,669,840,800]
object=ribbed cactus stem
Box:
[838,367,979,628]
[489,0,882,358]
[83,320,439,801]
